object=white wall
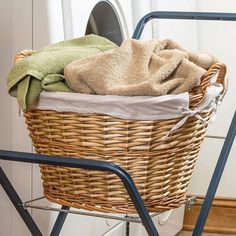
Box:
[188,0,236,198]
[10,0,34,233]
[0,1,13,235]
[0,1,33,236]
[151,0,197,50]
[131,0,152,39]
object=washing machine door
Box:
[62,0,128,45]
[85,2,123,45]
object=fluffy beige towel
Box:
[64,39,218,96]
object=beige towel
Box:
[64,39,218,96]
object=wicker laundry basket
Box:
[15,50,226,214]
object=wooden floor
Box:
[177,231,236,236]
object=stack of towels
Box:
[7,34,218,111]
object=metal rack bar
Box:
[0,167,43,236]
[22,197,162,223]
[23,205,146,224]
[193,111,236,235]
[132,11,236,39]
[50,205,70,236]
[0,150,159,236]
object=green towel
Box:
[7,34,117,111]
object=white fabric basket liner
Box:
[32,83,223,136]
[33,83,223,124]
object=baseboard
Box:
[183,195,236,234]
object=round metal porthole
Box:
[85,1,123,45]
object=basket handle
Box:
[14,49,35,64]
[189,63,227,108]
[132,11,236,39]
[201,63,227,100]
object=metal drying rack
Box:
[0,11,236,236]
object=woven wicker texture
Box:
[16,50,226,213]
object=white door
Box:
[0,0,33,236]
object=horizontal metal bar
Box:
[22,195,196,223]
[0,150,119,172]
[23,203,161,223]
[22,196,162,223]
[133,11,236,39]
[140,11,236,21]
[206,135,225,140]
[24,196,45,205]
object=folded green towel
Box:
[7,34,117,111]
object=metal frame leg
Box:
[125,220,130,236]
[0,167,43,236]
[50,205,70,236]
[193,111,236,235]
[0,166,71,236]
[0,151,159,236]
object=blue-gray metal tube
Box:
[132,11,236,39]
[0,150,159,236]
[193,111,236,235]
